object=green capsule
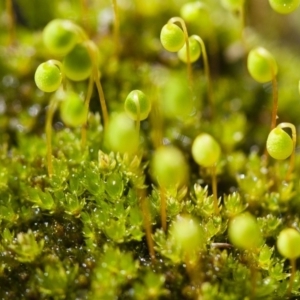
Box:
[63,43,93,81]
[266,127,293,160]
[34,61,62,93]
[192,133,221,167]
[178,36,201,63]
[124,90,151,121]
[43,19,79,56]
[151,146,188,188]
[160,23,185,52]
[269,0,300,14]
[247,47,277,83]
[105,112,139,154]
[60,91,87,127]
[277,228,300,259]
[228,213,263,250]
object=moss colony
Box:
[2,0,300,299]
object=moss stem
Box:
[168,17,192,84]
[45,97,59,177]
[270,69,278,130]
[94,72,109,128]
[138,189,156,262]
[149,89,163,148]
[211,165,219,214]
[288,258,296,297]
[85,41,109,128]
[160,187,167,232]
[192,35,214,118]
[81,74,94,150]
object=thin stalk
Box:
[208,29,220,76]
[138,189,155,262]
[192,35,214,117]
[168,17,192,84]
[45,97,59,177]
[288,258,296,297]
[270,68,278,130]
[81,74,94,149]
[94,71,109,128]
[44,60,64,176]
[111,0,120,57]
[149,89,163,148]
[211,165,219,214]
[85,41,109,128]
[277,122,296,181]
[250,263,257,300]
[183,251,203,298]
[247,251,257,300]
[160,187,167,232]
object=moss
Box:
[1,0,300,299]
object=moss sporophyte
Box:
[3,0,300,299]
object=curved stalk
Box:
[211,165,219,215]
[81,74,94,149]
[94,71,109,128]
[288,258,296,297]
[191,35,214,117]
[160,187,167,232]
[149,89,163,149]
[168,17,192,83]
[138,188,155,262]
[45,97,59,177]
[85,41,109,128]
[270,65,278,130]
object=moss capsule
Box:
[63,43,93,81]
[191,133,221,167]
[170,215,204,254]
[269,0,300,14]
[60,91,87,127]
[266,127,293,160]
[34,61,62,93]
[178,36,201,63]
[160,23,185,52]
[105,112,139,154]
[247,47,278,83]
[43,19,79,56]
[277,228,300,259]
[124,90,151,121]
[180,2,207,23]
[151,146,188,189]
[228,213,262,250]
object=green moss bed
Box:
[1,0,300,299]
